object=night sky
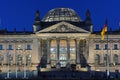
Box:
[0,0,120,31]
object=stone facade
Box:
[0,8,119,73]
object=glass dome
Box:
[42,8,82,22]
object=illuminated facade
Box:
[0,8,119,73]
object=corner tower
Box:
[33,10,41,33]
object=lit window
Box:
[50,47,57,60]
[114,44,118,50]
[60,48,67,53]
[8,55,13,61]
[26,54,31,66]
[113,54,119,65]
[17,45,22,50]
[50,48,56,54]
[0,44,3,50]
[17,55,22,61]
[95,44,99,50]
[95,54,100,65]
[0,55,3,61]
[0,55,4,66]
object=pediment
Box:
[37,22,90,33]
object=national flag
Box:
[101,20,108,40]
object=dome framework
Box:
[42,8,82,22]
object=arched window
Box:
[9,54,13,61]
[26,54,32,66]
[104,54,110,65]
[113,54,119,65]
[7,54,13,65]
[0,54,4,66]
[95,54,100,65]
[17,54,23,65]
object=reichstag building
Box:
[0,8,119,73]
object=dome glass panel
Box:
[42,8,82,22]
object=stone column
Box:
[47,38,51,68]
[37,39,41,71]
[39,39,42,60]
[67,39,70,62]
[32,38,40,70]
[56,38,60,61]
[76,39,81,70]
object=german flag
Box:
[101,21,108,40]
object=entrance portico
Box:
[38,32,90,70]
[35,17,91,70]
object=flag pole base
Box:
[5,77,11,79]
[22,77,28,79]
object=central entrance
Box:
[50,39,76,68]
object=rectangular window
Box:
[17,45,23,50]
[0,44,3,50]
[8,44,12,50]
[95,44,99,50]
[114,44,118,50]
[27,44,31,50]
[105,44,108,50]
[50,47,57,60]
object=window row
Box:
[0,54,32,66]
[95,44,118,50]
[0,44,31,50]
[50,47,76,60]
[50,39,76,61]
[95,54,119,65]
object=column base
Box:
[22,77,28,79]
[76,64,81,70]
[56,62,61,69]
[47,64,51,69]
[66,62,71,69]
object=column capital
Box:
[47,38,51,44]
[67,38,71,41]
[76,38,80,41]
[47,38,51,40]
[56,38,60,43]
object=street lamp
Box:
[23,40,27,79]
[5,40,10,79]
[16,43,22,78]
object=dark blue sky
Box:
[0,0,120,31]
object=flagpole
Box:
[6,41,10,79]
[106,24,109,79]
[15,41,18,78]
[7,52,10,79]
[23,41,27,79]
[101,19,109,79]
[23,51,26,78]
